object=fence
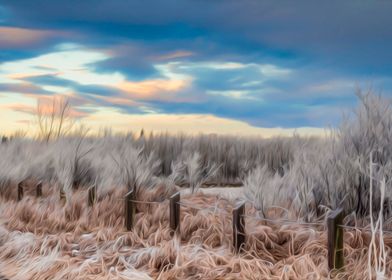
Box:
[14,181,392,272]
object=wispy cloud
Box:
[154,50,194,61]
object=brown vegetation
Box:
[0,182,391,279]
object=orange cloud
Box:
[97,96,138,107]
[116,79,187,100]
[37,96,88,118]
[0,27,55,48]
[5,98,88,119]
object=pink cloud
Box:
[0,27,55,48]
[154,50,195,61]
[0,82,49,95]
[97,96,139,107]
[5,103,36,115]
[5,96,89,119]
[0,27,73,49]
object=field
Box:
[1,91,392,279]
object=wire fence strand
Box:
[241,214,392,235]
[113,194,392,234]
[116,198,167,204]
[340,224,392,235]
[130,199,167,204]
[176,201,229,215]
[241,214,325,227]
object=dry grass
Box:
[0,182,391,279]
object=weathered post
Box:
[59,187,66,203]
[232,202,246,253]
[17,181,23,201]
[125,189,135,230]
[88,185,97,207]
[170,192,180,235]
[36,182,42,197]
[327,208,344,271]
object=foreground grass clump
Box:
[0,182,391,279]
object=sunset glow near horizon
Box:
[1,1,392,137]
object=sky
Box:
[1,1,392,137]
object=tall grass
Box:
[1,90,392,222]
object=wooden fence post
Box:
[59,187,66,203]
[88,185,97,207]
[125,189,135,230]
[36,182,42,197]
[170,192,180,235]
[17,181,23,201]
[327,208,344,271]
[232,202,245,253]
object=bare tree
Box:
[36,96,75,142]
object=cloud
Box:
[0,23,76,64]
[3,1,392,65]
[0,44,112,81]
[4,103,36,115]
[1,47,386,129]
[0,27,55,48]
[163,61,290,92]
[116,79,189,101]
[5,96,89,118]
[1,1,392,132]
[155,51,194,61]
[0,82,52,95]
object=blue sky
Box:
[1,1,392,136]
